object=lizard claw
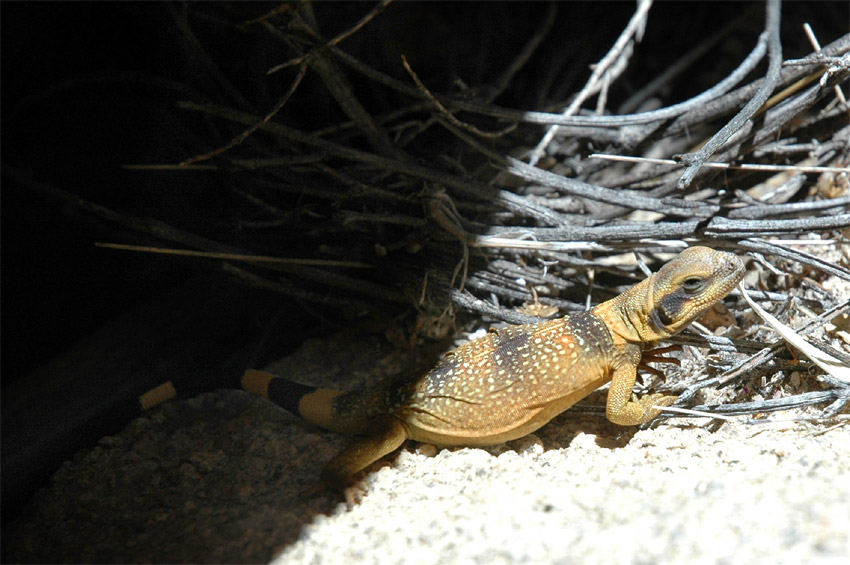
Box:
[643,392,677,416]
[343,481,368,507]
[638,345,683,381]
[301,475,370,507]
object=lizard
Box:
[238,246,745,497]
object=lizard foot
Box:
[343,481,368,508]
[638,392,677,421]
[301,477,368,507]
[609,392,678,425]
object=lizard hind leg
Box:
[318,415,409,504]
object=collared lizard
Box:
[239,246,745,496]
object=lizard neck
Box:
[592,272,671,345]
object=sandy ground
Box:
[7,241,850,564]
[6,326,849,564]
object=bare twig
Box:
[401,55,516,139]
[330,31,849,131]
[618,15,747,113]
[95,242,374,269]
[177,101,567,225]
[18,3,849,415]
[675,0,783,188]
[529,0,653,165]
[677,300,850,405]
[180,63,308,166]
[487,2,559,102]
[672,390,846,419]
[264,3,406,159]
[266,0,394,73]
[590,153,850,175]
[165,2,254,112]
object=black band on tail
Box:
[267,377,316,416]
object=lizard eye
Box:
[681,276,706,293]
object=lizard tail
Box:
[241,369,365,433]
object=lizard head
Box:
[644,246,744,338]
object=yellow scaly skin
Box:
[243,246,745,498]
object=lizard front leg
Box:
[606,358,676,426]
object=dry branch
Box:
[16,2,850,421]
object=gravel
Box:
[6,327,849,564]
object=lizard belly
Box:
[403,376,608,446]
[395,312,615,446]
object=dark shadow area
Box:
[3,1,847,561]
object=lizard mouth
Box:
[713,252,746,293]
[649,249,745,336]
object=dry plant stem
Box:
[463,278,580,314]
[758,66,827,117]
[177,101,565,225]
[426,193,471,291]
[318,26,844,184]
[481,218,850,246]
[668,334,766,355]
[752,67,850,147]
[266,0,394,74]
[5,165,407,310]
[283,264,409,304]
[166,2,253,112]
[241,3,292,27]
[677,300,850,406]
[707,217,850,241]
[434,121,841,253]
[450,288,545,326]
[300,21,404,159]
[676,0,783,188]
[454,234,850,288]
[590,154,850,176]
[124,164,219,171]
[274,109,850,277]
[665,34,849,138]
[354,32,849,133]
[727,196,850,219]
[222,263,376,312]
[5,165,244,255]
[37,7,846,362]
[802,22,849,108]
[94,243,374,269]
[312,163,415,205]
[180,63,308,166]
[672,390,847,420]
[528,0,653,165]
[740,284,850,382]
[426,30,781,128]
[734,239,850,282]
[440,119,718,217]
[185,1,400,166]
[618,15,747,114]
[307,51,405,160]
[227,154,325,170]
[487,2,559,103]
[598,77,846,187]
[677,4,782,184]
[402,56,516,139]
[272,2,404,160]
